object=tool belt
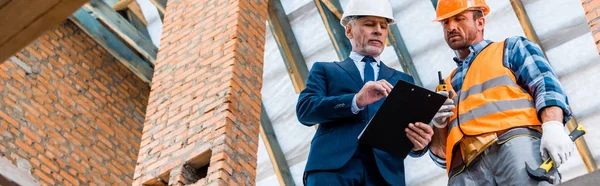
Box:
[449,126,542,179]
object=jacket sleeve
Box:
[296,62,357,126]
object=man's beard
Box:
[446,31,475,50]
[448,40,470,50]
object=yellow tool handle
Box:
[539,125,587,171]
[569,124,587,139]
[539,158,554,172]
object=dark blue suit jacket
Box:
[296,58,416,185]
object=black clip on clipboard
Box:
[357,79,447,157]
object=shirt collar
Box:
[454,39,492,65]
[350,51,381,65]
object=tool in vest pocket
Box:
[436,71,447,92]
[526,124,587,183]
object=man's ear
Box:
[477,17,485,32]
[345,24,353,39]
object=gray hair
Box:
[346,16,365,26]
[345,15,393,27]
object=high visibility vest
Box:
[444,41,542,171]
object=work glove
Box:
[540,121,574,168]
[431,91,455,128]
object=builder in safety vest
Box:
[428,0,574,185]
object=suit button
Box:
[361,119,366,122]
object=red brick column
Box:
[583,0,600,53]
[132,1,267,185]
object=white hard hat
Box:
[340,0,396,26]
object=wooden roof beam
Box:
[85,0,158,65]
[113,0,136,11]
[0,0,89,63]
[388,25,422,86]
[127,1,149,25]
[314,0,351,60]
[260,104,295,186]
[149,0,166,20]
[267,0,309,93]
[70,8,153,83]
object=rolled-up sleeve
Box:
[504,36,572,123]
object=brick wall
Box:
[0,21,150,185]
[133,0,267,185]
[583,0,600,53]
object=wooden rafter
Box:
[149,0,166,20]
[260,104,295,186]
[113,0,135,10]
[0,0,89,62]
[127,10,152,40]
[85,0,158,65]
[70,8,153,83]
[313,0,351,60]
[267,0,309,94]
[127,0,148,25]
[387,26,422,86]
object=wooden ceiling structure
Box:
[0,0,90,63]
[1,0,595,185]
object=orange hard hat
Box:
[434,0,490,22]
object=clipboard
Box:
[357,79,447,157]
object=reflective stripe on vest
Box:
[453,75,521,102]
[443,41,542,172]
[448,98,535,129]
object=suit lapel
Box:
[378,62,396,81]
[335,58,363,88]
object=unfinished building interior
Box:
[1,0,600,185]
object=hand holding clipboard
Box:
[358,79,447,157]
